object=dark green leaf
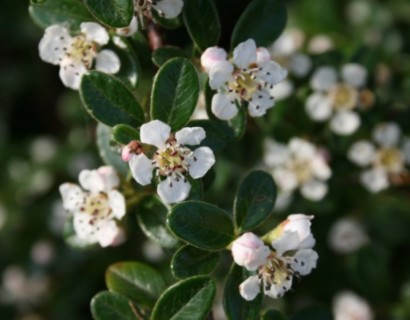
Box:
[106,262,166,307]
[261,309,286,320]
[83,0,133,28]
[29,0,94,29]
[290,306,332,320]
[168,201,234,250]
[137,196,178,249]
[231,0,287,47]
[112,124,140,145]
[234,171,276,233]
[80,71,144,127]
[151,276,216,320]
[152,46,190,67]
[91,291,138,320]
[186,177,203,201]
[224,264,262,320]
[227,106,247,140]
[171,245,220,279]
[151,58,200,131]
[183,0,220,51]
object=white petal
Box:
[300,179,328,201]
[270,80,293,101]
[273,168,298,192]
[333,291,374,320]
[257,60,288,85]
[73,212,97,244]
[211,93,238,120]
[153,0,184,19]
[129,154,155,186]
[79,169,105,193]
[95,50,120,74]
[263,139,289,167]
[289,138,316,160]
[38,25,72,65]
[330,111,360,136]
[290,249,318,276]
[328,218,369,254]
[80,22,109,45]
[140,120,171,149]
[187,147,215,179]
[305,93,333,121]
[348,140,376,167]
[116,16,138,37]
[239,276,260,301]
[201,47,227,72]
[59,183,84,211]
[233,39,257,69]
[97,166,120,190]
[248,89,274,117]
[175,127,206,145]
[271,230,301,255]
[372,122,401,147]
[311,156,332,180]
[360,167,389,193]
[264,276,293,298]
[208,61,234,90]
[97,220,122,247]
[108,190,126,219]
[310,66,337,91]
[274,191,293,212]
[59,58,87,90]
[341,63,367,87]
[232,233,270,271]
[157,177,191,204]
[289,53,312,78]
[256,47,271,64]
[270,29,304,56]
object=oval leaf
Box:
[80,71,144,127]
[262,310,286,320]
[168,201,235,250]
[151,276,216,320]
[151,58,200,131]
[83,0,133,28]
[171,245,220,279]
[91,291,139,320]
[234,171,276,232]
[183,0,221,51]
[224,264,262,320]
[112,124,140,145]
[106,262,166,307]
[231,0,287,47]
[152,46,190,67]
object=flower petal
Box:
[300,179,328,201]
[140,120,171,149]
[157,177,191,204]
[175,127,206,146]
[290,249,318,276]
[310,66,337,91]
[305,93,332,121]
[248,89,274,117]
[264,276,293,298]
[73,212,97,244]
[129,154,155,186]
[239,276,260,301]
[80,22,109,45]
[211,92,238,120]
[289,53,312,77]
[330,111,360,135]
[348,140,376,167]
[257,60,288,85]
[289,138,316,159]
[263,139,289,167]
[201,47,227,72]
[59,183,84,212]
[311,155,332,180]
[273,168,298,192]
[38,25,72,65]
[360,167,389,193]
[97,220,122,247]
[208,61,234,90]
[116,16,138,37]
[59,58,87,90]
[372,122,401,148]
[108,190,126,219]
[96,166,120,190]
[79,169,105,193]
[232,233,270,271]
[341,63,367,88]
[233,39,257,69]
[95,50,120,74]
[153,0,184,19]
[187,147,215,179]
[269,80,293,101]
[256,47,271,64]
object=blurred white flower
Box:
[30,240,55,265]
[201,39,287,120]
[142,240,165,262]
[29,137,58,163]
[333,291,373,320]
[328,218,369,254]
[308,35,334,54]
[39,22,120,89]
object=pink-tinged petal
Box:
[97,166,120,190]
[80,22,109,45]
[97,220,122,247]
[157,177,191,204]
[175,127,206,146]
[211,93,238,120]
[79,169,105,193]
[330,111,360,136]
[201,47,228,72]
[59,58,87,90]
[129,154,154,186]
[59,183,84,212]
[187,147,215,179]
[232,232,270,271]
[95,50,120,74]
[140,120,171,149]
[239,276,261,301]
[108,190,126,219]
[208,61,234,90]
[256,47,271,64]
[233,39,257,69]
[153,0,184,19]
[39,25,72,65]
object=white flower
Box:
[59,166,126,247]
[333,291,374,320]
[201,39,287,120]
[360,167,389,193]
[264,138,331,201]
[328,218,369,254]
[127,120,215,204]
[231,233,270,271]
[307,34,334,54]
[348,140,376,167]
[39,22,120,89]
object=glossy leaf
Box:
[112,124,140,145]
[228,106,247,140]
[151,58,199,131]
[152,46,190,67]
[261,309,286,320]
[168,201,234,250]
[91,291,139,320]
[83,0,133,28]
[151,276,216,320]
[290,306,333,320]
[80,71,144,127]
[171,245,220,279]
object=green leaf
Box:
[183,0,220,51]
[185,177,204,201]
[91,291,139,320]
[261,309,286,320]
[137,196,179,249]
[223,264,262,320]
[80,71,144,127]
[96,123,129,177]
[106,262,166,308]
[112,124,140,145]
[168,201,234,250]
[234,171,276,233]
[151,58,200,131]
[228,106,247,140]
[151,276,216,320]
[29,0,94,30]
[231,0,287,47]
[83,0,133,28]
[290,306,332,320]
[171,245,220,279]
[152,46,190,67]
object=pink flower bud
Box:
[231,232,270,271]
[201,47,227,72]
[121,141,142,162]
[121,145,132,162]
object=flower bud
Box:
[200,47,227,72]
[231,232,270,271]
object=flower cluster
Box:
[305,63,373,135]
[59,166,126,247]
[201,39,288,120]
[348,122,410,192]
[122,120,215,204]
[264,137,332,201]
[231,214,318,300]
[39,22,120,89]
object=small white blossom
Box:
[328,218,369,254]
[126,120,215,204]
[201,39,287,120]
[39,22,120,89]
[59,166,126,247]
[231,232,270,271]
[333,291,374,320]
[264,138,331,201]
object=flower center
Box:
[376,148,404,173]
[229,67,261,101]
[153,142,193,178]
[328,84,358,110]
[258,254,293,297]
[289,158,313,183]
[67,35,96,68]
[80,192,112,221]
